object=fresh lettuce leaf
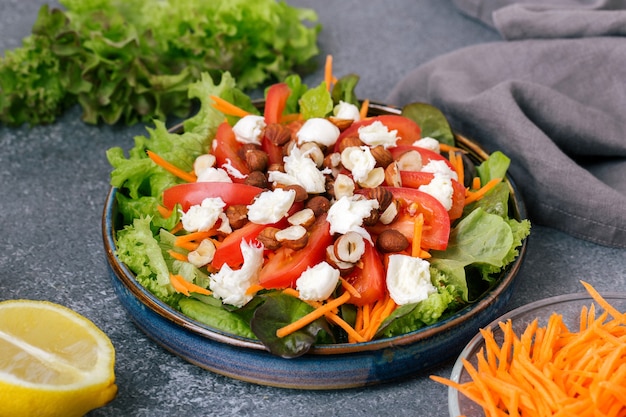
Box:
[178,298,256,339]
[299,82,333,119]
[401,102,455,146]
[476,151,511,184]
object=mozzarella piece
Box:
[232,115,266,145]
[418,173,454,211]
[246,188,296,224]
[221,158,247,180]
[209,240,264,307]
[386,254,436,305]
[296,262,340,301]
[421,160,458,181]
[412,137,441,153]
[196,167,233,183]
[333,101,361,121]
[296,118,340,147]
[340,146,376,184]
[326,195,378,243]
[358,120,398,148]
[180,197,226,232]
[268,146,329,194]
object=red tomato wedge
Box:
[334,115,421,152]
[368,187,451,251]
[390,145,456,172]
[259,214,333,289]
[212,122,249,178]
[162,182,263,212]
[399,171,466,221]
[344,241,386,306]
[211,221,267,269]
[264,83,291,124]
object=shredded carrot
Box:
[339,277,361,299]
[169,274,211,296]
[157,204,173,218]
[324,54,333,92]
[209,95,251,118]
[282,288,300,298]
[411,213,424,257]
[362,294,397,341]
[276,291,351,338]
[465,178,502,205]
[325,311,367,343]
[439,143,464,153]
[450,150,465,187]
[359,99,370,120]
[167,250,188,262]
[146,150,197,183]
[432,282,626,417]
[245,284,266,296]
[170,221,184,235]
[472,176,482,190]
[174,230,216,246]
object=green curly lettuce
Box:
[1,0,320,126]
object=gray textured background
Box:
[1,1,624,416]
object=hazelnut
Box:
[256,227,282,250]
[363,187,393,212]
[287,208,316,228]
[277,184,308,202]
[357,167,385,188]
[275,225,309,250]
[244,170,269,189]
[326,245,356,275]
[370,145,394,168]
[264,123,292,146]
[379,200,400,225]
[375,229,410,253]
[328,117,354,131]
[396,150,423,172]
[299,142,325,168]
[244,149,269,172]
[225,204,248,230]
[384,161,402,187]
[268,162,285,173]
[333,232,366,263]
[305,196,331,216]
[337,135,364,153]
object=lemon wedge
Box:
[0,300,117,417]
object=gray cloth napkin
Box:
[386,0,626,248]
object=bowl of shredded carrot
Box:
[438,282,626,417]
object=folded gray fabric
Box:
[386,2,626,248]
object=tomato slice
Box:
[162,182,263,212]
[368,187,451,251]
[212,122,250,178]
[399,171,466,221]
[259,214,333,289]
[344,241,386,306]
[264,83,291,124]
[211,221,267,269]
[261,135,284,166]
[390,145,456,172]
[334,115,421,152]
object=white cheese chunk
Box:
[421,160,458,181]
[180,197,226,232]
[196,167,233,183]
[412,137,441,153]
[221,158,247,180]
[268,146,329,194]
[209,240,264,308]
[246,188,296,224]
[418,173,454,211]
[340,146,376,184]
[358,120,398,148]
[296,118,341,147]
[232,115,266,145]
[333,101,361,121]
[296,261,340,301]
[326,195,379,243]
[386,254,436,305]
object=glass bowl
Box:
[448,292,626,416]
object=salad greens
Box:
[0,0,319,126]
[107,71,530,358]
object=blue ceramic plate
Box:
[102,103,528,389]
[448,292,626,416]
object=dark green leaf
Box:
[401,102,455,145]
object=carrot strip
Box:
[245,284,266,296]
[411,213,424,257]
[325,311,367,343]
[581,281,626,325]
[276,291,351,338]
[175,230,216,246]
[157,204,173,218]
[359,99,370,120]
[438,143,463,153]
[324,54,333,91]
[146,150,197,183]
[210,95,251,118]
[169,274,211,296]
[282,288,300,298]
[167,250,188,262]
[339,277,361,299]
[450,150,465,187]
[170,221,184,235]
[471,176,482,190]
[465,178,502,204]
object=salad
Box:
[107,58,530,358]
